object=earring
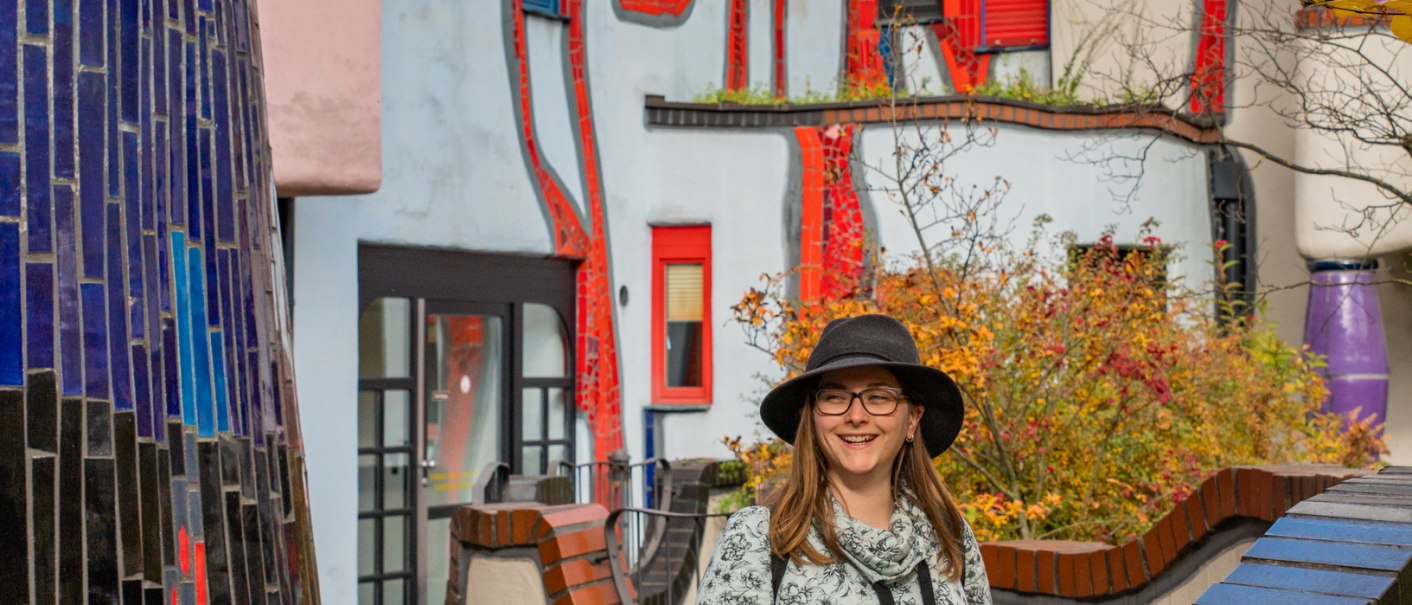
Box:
[906,434,914,443]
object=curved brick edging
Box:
[447,503,624,605]
[980,465,1369,599]
[643,95,1222,144]
[1295,6,1386,31]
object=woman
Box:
[698,314,991,604]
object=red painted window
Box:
[980,0,1049,50]
[651,226,713,405]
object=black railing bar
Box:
[356,508,413,519]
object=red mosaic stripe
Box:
[618,0,692,17]
[819,124,865,298]
[846,0,887,88]
[794,127,825,302]
[772,0,787,97]
[1191,0,1228,115]
[726,0,749,91]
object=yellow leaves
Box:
[1312,0,1412,43]
[1392,14,1412,43]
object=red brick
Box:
[552,580,622,605]
[478,511,496,548]
[980,544,1016,590]
[1217,468,1237,520]
[1149,518,1173,575]
[1107,547,1130,593]
[1056,553,1076,596]
[1272,475,1292,518]
[1071,552,1095,597]
[1201,477,1221,527]
[1168,505,1191,554]
[1123,539,1146,586]
[1036,549,1057,594]
[538,504,608,536]
[539,526,607,566]
[544,558,612,595]
[496,511,514,547]
[1016,548,1037,592]
[1185,493,1209,541]
[1088,549,1110,595]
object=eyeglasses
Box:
[813,387,906,416]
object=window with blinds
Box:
[879,0,945,23]
[652,226,713,404]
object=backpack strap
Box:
[770,552,787,599]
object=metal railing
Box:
[604,508,733,605]
[556,451,673,512]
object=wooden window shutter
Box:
[981,0,1049,49]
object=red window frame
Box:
[651,225,713,405]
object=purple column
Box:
[1303,260,1389,432]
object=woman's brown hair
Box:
[764,398,967,580]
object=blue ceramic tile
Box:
[53,185,80,395]
[212,54,233,245]
[161,316,179,418]
[0,0,16,145]
[78,0,102,67]
[182,0,194,35]
[122,132,144,341]
[153,192,171,314]
[77,70,105,280]
[198,17,210,120]
[189,247,214,438]
[105,0,119,197]
[183,39,198,240]
[166,0,177,22]
[151,18,164,117]
[26,0,48,34]
[80,282,108,399]
[25,262,54,369]
[171,231,194,427]
[154,130,167,256]
[133,343,151,437]
[53,0,75,179]
[142,233,159,352]
[232,0,247,52]
[210,332,229,434]
[148,342,164,441]
[106,203,133,412]
[120,0,138,123]
[139,48,154,234]
[0,152,18,217]
[0,223,20,386]
[217,250,239,435]
[23,46,51,254]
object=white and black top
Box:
[697,495,993,605]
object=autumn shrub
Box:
[727,223,1384,543]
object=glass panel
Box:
[425,517,450,605]
[357,518,376,576]
[358,455,377,512]
[523,446,543,475]
[547,388,567,440]
[522,388,543,441]
[548,444,569,469]
[522,303,569,377]
[383,514,406,572]
[383,579,406,605]
[358,391,378,448]
[383,453,410,510]
[383,390,410,447]
[358,298,411,379]
[358,582,375,605]
[424,314,504,507]
[664,264,704,388]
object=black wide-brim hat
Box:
[760,314,964,457]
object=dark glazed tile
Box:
[167,419,185,475]
[53,185,81,395]
[77,70,106,280]
[24,44,52,253]
[32,454,56,605]
[245,500,271,594]
[0,0,14,146]
[114,412,142,576]
[224,491,251,604]
[197,442,232,603]
[53,0,75,179]
[238,439,254,500]
[84,457,119,602]
[0,392,28,597]
[139,442,163,581]
[121,579,142,605]
[25,263,55,370]
[57,398,82,602]
[105,204,133,412]
[80,283,109,399]
[0,224,19,386]
[0,152,17,216]
[162,319,180,418]
[86,399,112,456]
[144,587,163,605]
[217,434,240,487]
[26,369,57,451]
[276,444,292,517]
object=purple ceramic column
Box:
[1303,260,1389,432]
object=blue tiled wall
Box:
[0,0,318,602]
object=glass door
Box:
[420,304,508,605]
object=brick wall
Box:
[448,503,624,605]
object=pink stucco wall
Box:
[261,0,382,196]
